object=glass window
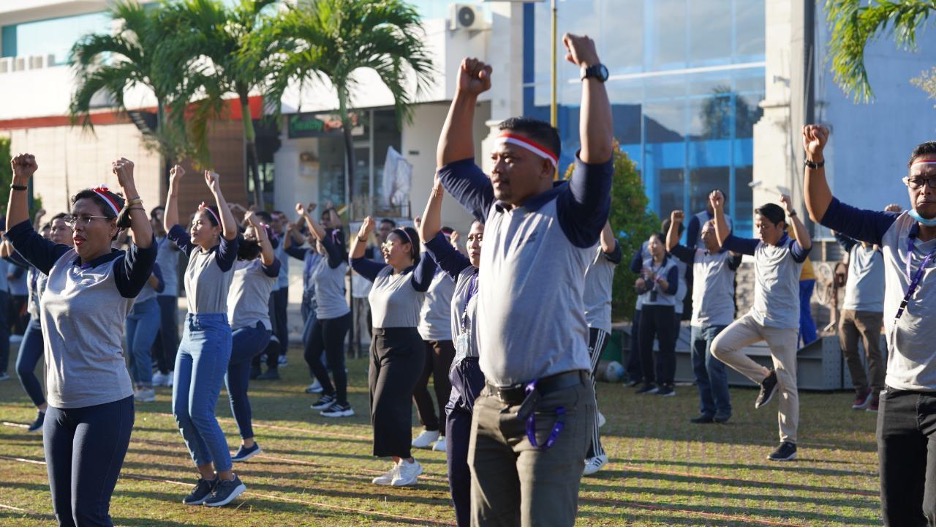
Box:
[2,12,110,64]
[688,0,732,65]
[659,168,686,218]
[689,167,730,213]
[318,136,346,208]
[735,1,766,59]
[650,0,687,69]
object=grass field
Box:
[0,350,882,526]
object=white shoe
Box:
[411,430,440,449]
[134,388,156,403]
[151,372,168,386]
[391,459,422,486]
[583,454,608,476]
[597,411,606,428]
[432,436,447,452]
[305,380,323,394]
[372,462,398,485]
[164,371,174,387]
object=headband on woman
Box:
[91,185,121,216]
[199,201,220,225]
[496,132,558,168]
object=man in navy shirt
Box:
[803,124,936,525]
[437,34,613,526]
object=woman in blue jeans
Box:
[125,260,164,403]
[7,154,155,526]
[164,165,244,508]
[225,211,279,462]
[13,213,73,432]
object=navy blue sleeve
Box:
[685,216,700,250]
[790,239,811,263]
[820,197,897,247]
[285,245,307,261]
[834,231,857,253]
[603,242,623,265]
[168,224,196,257]
[151,262,165,294]
[214,234,238,272]
[727,253,743,271]
[4,250,30,269]
[437,159,494,222]
[262,257,281,278]
[663,264,679,295]
[320,235,345,269]
[410,252,437,292]
[425,232,471,280]
[556,154,614,248]
[669,244,694,264]
[722,234,760,256]
[5,220,70,275]
[629,249,644,274]
[114,236,158,298]
[351,257,387,282]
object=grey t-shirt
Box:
[724,233,807,329]
[169,225,238,315]
[583,243,621,333]
[844,243,885,312]
[368,266,426,328]
[418,268,455,341]
[228,258,279,330]
[671,245,740,327]
[155,235,180,297]
[313,257,350,320]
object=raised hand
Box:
[243,210,258,227]
[414,215,422,229]
[112,157,135,189]
[458,58,492,96]
[358,216,375,239]
[884,203,902,213]
[709,190,725,211]
[779,193,793,213]
[802,125,829,159]
[562,33,600,67]
[169,164,184,182]
[204,170,221,194]
[295,202,307,217]
[670,210,685,224]
[450,230,460,245]
[11,154,38,181]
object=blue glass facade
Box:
[1,11,110,65]
[522,0,765,236]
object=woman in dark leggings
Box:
[297,203,353,417]
[7,154,155,526]
[351,217,435,487]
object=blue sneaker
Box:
[231,443,262,462]
[183,477,218,505]
[204,474,246,507]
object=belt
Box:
[486,370,588,405]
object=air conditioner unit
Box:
[449,4,488,31]
[0,58,10,74]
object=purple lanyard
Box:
[461,273,479,332]
[523,380,565,449]
[896,236,936,320]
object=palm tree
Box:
[825,0,936,102]
[269,0,434,216]
[69,0,196,166]
[164,0,281,209]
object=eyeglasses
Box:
[904,176,936,190]
[64,214,111,227]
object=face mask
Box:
[908,208,936,227]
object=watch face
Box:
[597,64,609,81]
[583,64,609,82]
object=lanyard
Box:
[461,273,479,332]
[523,380,565,449]
[896,236,936,320]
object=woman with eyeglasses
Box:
[6,154,155,526]
[225,211,279,463]
[417,177,485,527]
[10,213,73,433]
[350,216,436,487]
[296,202,353,418]
[163,165,244,508]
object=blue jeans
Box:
[799,279,817,346]
[226,322,271,440]
[16,318,44,407]
[45,396,134,527]
[173,313,233,472]
[154,295,179,375]
[690,325,732,419]
[126,298,160,386]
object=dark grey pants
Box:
[369,327,424,458]
[468,375,595,526]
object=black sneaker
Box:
[320,402,355,418]
[204,474,246,507]
[656,385,676,397]
[311,393,336,410]
[755,370,778,409]
[690,414,714,424]
[635,384,658,395]
[713,414,731,424]
[27,411,45,432]
[767,441,797,462]
[183,477,218,505]
[231,443,262,462]
[257,368,280,380]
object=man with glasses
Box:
[802,124,936,525]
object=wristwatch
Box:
[580,63,609,83]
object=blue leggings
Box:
[45,396,134,527]
[126,298,160,386]
[226,322,271,440]
[16,318,44,407]
[173,313,233,472]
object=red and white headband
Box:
[496,133,558,168]
[91,185,121,216]
[912,158,936,167]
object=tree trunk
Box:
[339,92,357,217]
[240,94,264,210]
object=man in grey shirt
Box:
[437,34,612,526]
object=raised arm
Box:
[8,154,36,230]
[351,216,375,261]
[418,176,445,243]
[781,193,812,253]
[205,170,238,241]
[665,210,684,252]
[296,202,326,241]
[563,33,612,164]
[164,164,183,232]
[437,58,490,168]
[802,124,832,223]
[245,211,275,267]
[112,158,152,249]
[710,190,729,246]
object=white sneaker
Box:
[152,372,169,387]
[597,411,606,428]
[372,462,398,485]
[305,380,323,394]
[411,430,440,449]
[134,388,156,403]
[432,436,447,452]
[391,459,422,487]
[163,371,174,388]
[583,454,608,476]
